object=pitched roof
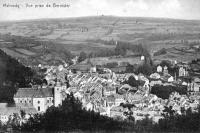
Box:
[120,84,133,90]
[14,87,53,98]
[33,89,45,98]
[14,88,36,98]
[41,87,54,97]
[106,95,115,102]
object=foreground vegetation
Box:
[0,49,43,103]
[1,93,200,132]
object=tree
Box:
[78,51,87,63]
[151,85,187,99]
[136,63,153,76]
[135,115,154,132]
[162,106,175,117]
[104,62,118,68]
[20,110,26,121]
[154,48,167,56]
[8,113,20,130]
[125,64,135,73]
[124,76,139,87]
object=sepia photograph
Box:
[0,0,200,132]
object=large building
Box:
[14,86,54,112]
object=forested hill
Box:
[0,49,42,103]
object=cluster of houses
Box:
[0,60,200,124]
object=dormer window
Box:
[38,101,40,104]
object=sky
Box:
[0,0,200,21]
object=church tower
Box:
[54,81,62,107]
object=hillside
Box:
[0,49,42,103]
[0,16,200,65]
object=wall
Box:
[33,98,46,112]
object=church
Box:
[14,83,67,113]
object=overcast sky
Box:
[0,0,200,21]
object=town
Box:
[1,55,200,126]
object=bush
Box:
[154,48,167,56]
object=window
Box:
[25,101,27,104]
[47,100,49,103]
[20,101,22,103]
[38,101,40,104]
[29,100,31,103]
[38,106,40,111]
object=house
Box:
[179,66,188,77]
[157,65,162,73]
[190,82,200,92]
[115,94,125,106]
[182,81,188,86]
[99,107,107,116]
[168,76,174,82]
[187,77,200,92]
[127,91,143,103]
[141,56,145,61]
[106,95,115,107]
[104,86,116,96]
[74,91,84,100]
[118,84,134,94]
[150,80,162,87]
[86,102,93,111]
[150,73,161,79]
[90,66,97,73]
[163,66,168,75]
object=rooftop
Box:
[14,87,53,98]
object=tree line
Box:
[77,41,150,60]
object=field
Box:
[81,56,142,66]
[0,16,200,65]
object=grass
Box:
[81,56,142,66]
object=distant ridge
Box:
[1,15,200,23]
